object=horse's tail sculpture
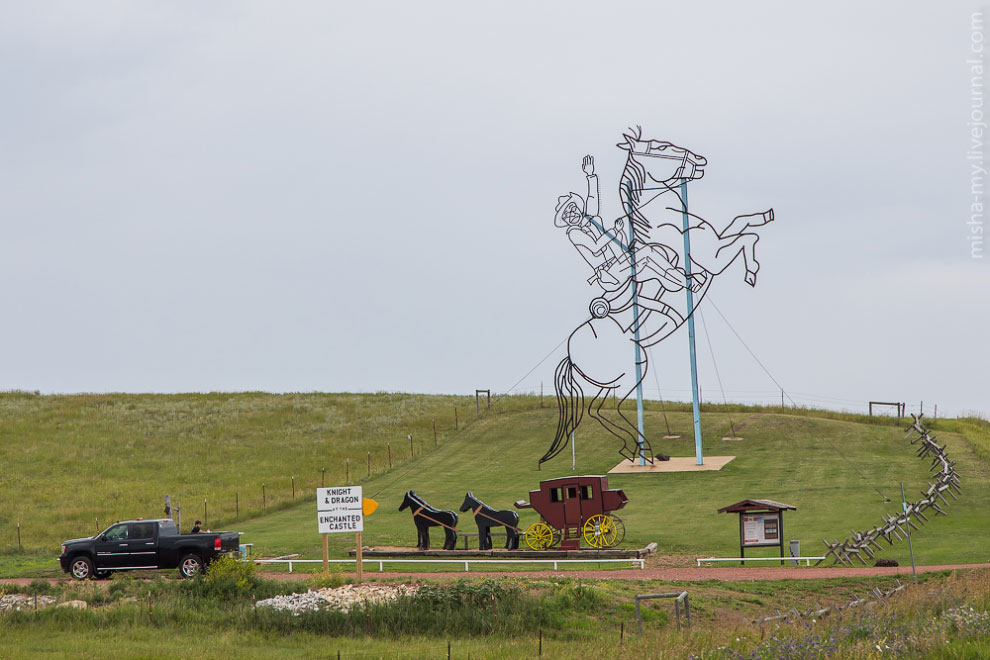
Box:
[540,357,584,466]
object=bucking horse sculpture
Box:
[543,127,775,466]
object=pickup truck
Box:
[59,519,240,580]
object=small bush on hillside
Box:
[543,582,608,613]
[23,579,56,596]
[189,556,260,600]
[308,568,348,591]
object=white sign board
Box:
[741,512,780,546]
[316,486,363,533]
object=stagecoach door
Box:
[562,484,581,526]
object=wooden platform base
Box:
[608,456,735,473]
[349,543,657,559]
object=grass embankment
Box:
[0,563,987,659]
[2,392,988,574]
[0,391,528,553]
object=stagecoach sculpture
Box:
[515,475,628,550]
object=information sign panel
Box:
[316,486,363,533]
[741,512,780,546]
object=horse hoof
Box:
[763,208,774,224]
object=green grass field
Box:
[1,568,988,659]
[1,392,988,573]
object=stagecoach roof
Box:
[717,499,796,513]
[538,475,608,486]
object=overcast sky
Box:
[1,2,986,417]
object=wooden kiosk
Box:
[717,499,796,563]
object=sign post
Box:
[317,486,364,581]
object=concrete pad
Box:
[608,455,735,474]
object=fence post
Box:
[388,444,392,469]
[454,406,458,430]
[235,492,239,519]
[204,498,208,529]
[367,451,371,476]
[291,476,295,499]
[433,419,437,446]
[346,458,350,483]
[322,467,326,488]
[409,433,413,458]
[17,521,21,552]
[263,484,266,510]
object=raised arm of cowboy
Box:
[582,155,599,219]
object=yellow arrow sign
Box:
[362,498,379,516]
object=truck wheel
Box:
[179,554,203,578]
[69,556,94,580]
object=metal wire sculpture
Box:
[542,127,775,466]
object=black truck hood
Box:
[63,537,94,545]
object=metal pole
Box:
[681,180,703,465]
[901,482,917,581]
[622,185,647,465]
[571,430,575,471]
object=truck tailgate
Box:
[219,532,240,553]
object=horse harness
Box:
[411,506,462,533]
[471,504,521,532]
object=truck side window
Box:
[130,523,154,539]
[105,525,128,541]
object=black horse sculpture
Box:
[398,490,459,550]
[459,492,520,550]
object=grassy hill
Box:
[1,392,987,574]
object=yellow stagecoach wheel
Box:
[610,515,626,547]
[582,514,619,548]
[525,522,556,550]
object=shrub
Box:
[23,579,56,596]
[190,556,260,600]
[308,569,348,591]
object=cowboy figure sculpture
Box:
[543,127,775,467]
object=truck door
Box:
[122,522,158,568]
[95,524,130,568]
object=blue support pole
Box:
[680,180,704,465]
[622,188,647,465]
